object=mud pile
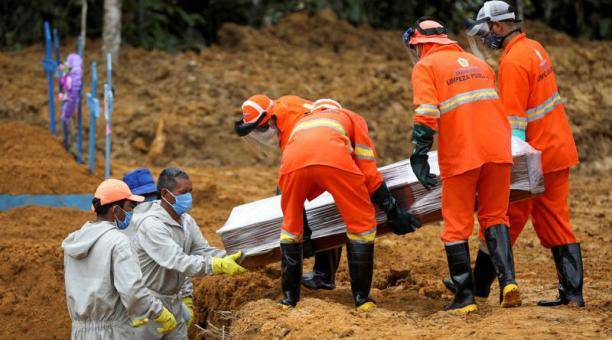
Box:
[0,121,101,194]
[0,10,609,169]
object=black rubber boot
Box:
[279,242,303,308]
[302,247,342,290]
[538,243,585,307]
[443,242,478,313]
[442,249,497,298]
[484,224,521,307]
[347,241,376,312]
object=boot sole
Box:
[501,284,522,308]
[357,301,376,313]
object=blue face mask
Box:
[115,207,133,230]
[165,191,192,215]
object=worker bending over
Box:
[62,179,176,339]
[404,17,520,313]
[244,94,344,291]
[463,1,583,307]
[235,96,421,312]
[131,168,247,339]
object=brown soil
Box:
[0,9,610,340]
[0,10,610,170]
[1,170,610,339]
[0,121,101,194]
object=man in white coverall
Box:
[132,167,247,339]
[62,179,177,339]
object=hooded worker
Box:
[62,179,177,339]
[242,94,343,291]
[130,167,246,339]
[123,168,197,330]
[459,1,584,308]
[403,16,520,313]
[235,95,421,312]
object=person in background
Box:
[462,0,584,307]
[131,167,246,339]
[62,179,176,339]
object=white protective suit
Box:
[62,220,163,340]
[132,202,226,339]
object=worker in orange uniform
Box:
[235,96,421,311]
[244,94,344,291]
[403,17,521,313]
[461,1,584,307]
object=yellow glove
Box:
[212,252,247,275]
[154,307,177,335]
[131,318,148,328]
[182,297,195,328]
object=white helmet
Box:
[466,1,520,37]
[311,98,342,111]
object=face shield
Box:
[402,28,420,66]
[234,112,280,155]
[243,123,279,150]
[465,18,491,60]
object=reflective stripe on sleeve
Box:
[508,115,527,130]
[415,104,441,117]
[439,88,499,114]
[354,144,375,161]
[526,92,562,122]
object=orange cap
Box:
[94,179,144,207]
[311,98,342,112]
[409,20,456,46]
[241,94,274,126]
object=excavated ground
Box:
[0,9,610,340]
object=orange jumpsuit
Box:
[411,44,513,243]
[499,33,579,248]
[278,108,383,244]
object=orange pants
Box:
[279,165,376,243]
[508,168,576,248]
[441,162,511,243]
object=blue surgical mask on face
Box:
[164,191,192,215]
[115,207,133,230]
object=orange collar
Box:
[502,32,527,60]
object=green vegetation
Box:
[1,0,610,51]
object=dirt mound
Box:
[0,121,101,194]
[0,169,610,339]
[0,206,90,339]
[1,11,608,170]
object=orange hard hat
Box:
[241,94,274,125]
[92,179,144,210]
[311,98,342,112]
[403,17,456,48]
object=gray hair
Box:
[157,167,190,192]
